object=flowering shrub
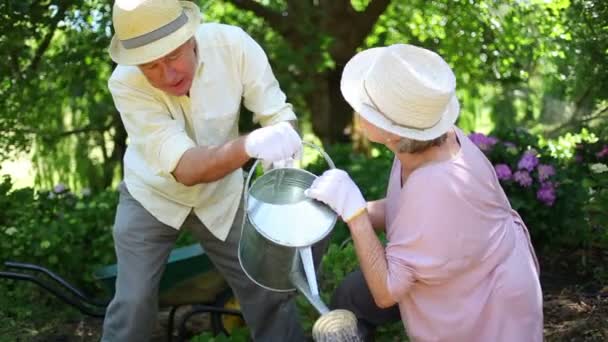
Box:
[468,128,607,250]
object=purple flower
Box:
[517,150,539,171]
[53,183,67,194]
[494,164,512,180]
[536,164,555,181]
[468,132,498,152]
[596,145,608,159]
[536,182,556,206]
[575,154,584,163]
[513,170,533,187]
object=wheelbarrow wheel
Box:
[214,289,245,335]
[176,289,245,341]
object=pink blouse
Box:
[384,127,543,342]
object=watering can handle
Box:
[243,141,335,197]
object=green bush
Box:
[0,177,118,289]
[190,327,250,342]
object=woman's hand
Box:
[305,169,367,222]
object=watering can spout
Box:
[290,268,329,315]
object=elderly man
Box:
[102,0,307,341]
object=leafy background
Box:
[0,0,607,341]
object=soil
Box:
[20,251,608,341]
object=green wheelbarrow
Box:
[0,243,244,341]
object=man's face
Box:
[139,39,197,96]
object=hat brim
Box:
[109,1,201,66]
[341,47,460,141]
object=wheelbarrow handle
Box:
[0,270,106,318]
[4,261,109,307]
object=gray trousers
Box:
[101,182,307,341]
[330,270,401,342]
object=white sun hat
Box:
[341,44,460,141]
[109,0,201,65]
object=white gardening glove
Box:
[245,122,303,165]
[304,169,367,222]
[268,157,296,170]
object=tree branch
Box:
[547,104,608,136]
[354,0,391,42]
[55,124,113,137]
[222,0,292,37]
[10,51,22,79]
[26,3,71,74]
[326,0,392,61]
[582,104,608,122]
[6,124,113,139]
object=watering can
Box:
[238,142,337,314]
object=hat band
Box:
[120,11,188,50]
[363,81,441,130]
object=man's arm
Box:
[172,136,249,186]
[171,121,301,185]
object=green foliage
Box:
[2,0,607,188]
[0,0,607,339]
[190,327,250,342]
[367,0,607,135]
[1,0,122,191]
[0,174,118,332]
[0,300,83,342]
[0,175,117,292]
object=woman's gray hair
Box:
[396,133,448,154]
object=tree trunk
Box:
[224,0,391,144]
[308,67,354,144]
[101,109,126,190]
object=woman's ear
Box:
[384,131,401,145]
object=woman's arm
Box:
[366,198,386,231]
[347,212,396,308]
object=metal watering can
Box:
[238,142,337,314]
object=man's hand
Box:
[305,169,367,222]
[245,122,302,162]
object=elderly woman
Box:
[305,44,543,341]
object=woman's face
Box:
[358,114,393,144]
[138,39,197,97]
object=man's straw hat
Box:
[109,0,201,65]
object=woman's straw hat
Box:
[109,0,201,65]
[341,44,460,141]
